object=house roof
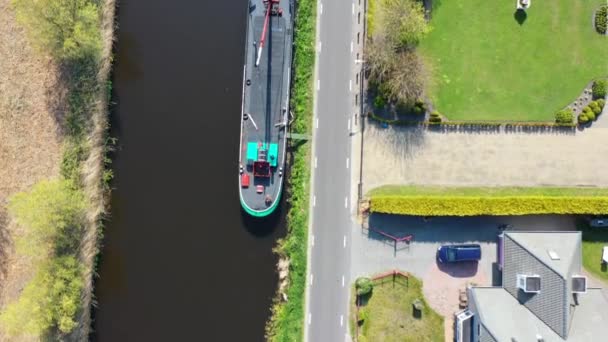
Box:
[506,231,581,278]
[470,287,608,342]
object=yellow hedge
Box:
[371,196,608,216]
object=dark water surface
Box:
[92,0,286,340]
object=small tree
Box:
[0,256,84,336]
[11,0,102,59]
[8,179,86,256]
[355,277,374,296]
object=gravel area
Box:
[362,122,608,192]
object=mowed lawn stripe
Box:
[419,0,608,121]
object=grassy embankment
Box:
[0,0,115,339]
[265,0,316,340]
[350,273,444,342]
[419,0,608,121]
[370,186,608,216]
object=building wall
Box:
[503,234,567,338]
[566,238,583,327]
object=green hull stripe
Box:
[240,189,282,217]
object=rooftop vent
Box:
[536,334,544,342]
[547,250,560,260]
[517,274,541,293]
[572,275,587,293]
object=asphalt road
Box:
[305,0,357,341]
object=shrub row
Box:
[592,79,607,99]
[595,5,607,35]
[265,0,316,340]
[555,108,573,124]
[578,99,605,124]
[371,195,608,216]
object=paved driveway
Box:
[362,123,608,192]
[350,214,577,341]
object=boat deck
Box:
[239,0,293,216]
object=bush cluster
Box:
[429,111,442,123]
[592,79,607,99]
[1,180,86,336]
[371,195,608,216]
[555,108,573,124]
[578,113,590,124]
[355,277,374,296]
[595,5,607,34]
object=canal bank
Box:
[92,0,286,340]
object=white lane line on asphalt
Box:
[349,80,352,91]
[317,41,322,53]
[346,157,349,169]
[311,234,315,246]
[316,117,319,129]
[350,41,353,52]
[340,315,344,327]
[317,79,320,90]
[308,313,312,325]
[348,119,351,130]
[343,235,347,248]
[319,2,323,14]
[315,156,318,168]
[310,273,314,285]
[342,275,345,287]
[352,3,354,14]
[313,195,316,207]
[344,197,348,208]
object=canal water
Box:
[92,0,286,340]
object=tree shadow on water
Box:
[514,9,527,25]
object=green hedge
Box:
[595,5,607,34]
[265,0,316,340]
[369,186,608,216]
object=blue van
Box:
[437,244,482,263]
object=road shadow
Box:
[437,260,479,278]
[514,9,527,25]
[367,214,501,244]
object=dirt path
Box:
[363,122,608,192]
[0,0,64,339]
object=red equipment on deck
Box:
[255,0,281,67]
[241,173,250,188]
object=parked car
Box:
[437,244,482,263]
[590,218,608,228]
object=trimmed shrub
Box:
[555,108,573,124]
[355,277,374,296]
[589,101,602,115]
[592,80,607,99]
[595,5,607,34]
[429,111,442,123]
[586,110,596,121]
[370,196,608,216]
[578,113,590,124]
[597,99,606,109]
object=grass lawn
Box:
[581,225,608,283]
[418,0,608,121]
[351,274,444,342]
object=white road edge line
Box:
[319,2,323,14]
[350,41,353,52]
[316,79,320,90]
[349,80,352,91]
[313,195,316,207]
[348,119,351,130]
[311,234,315,246]
[343,235,347,248]
[315,156,318,168]
[340,315,344,327]
[344,197,348,208]
[310,273,314,285]
[346,157,349,169]
[316,118,319,129]
[342,275,345,287]
[352,3,354,14]
[308,313,312,325]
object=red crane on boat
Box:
[255,0,281,67]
